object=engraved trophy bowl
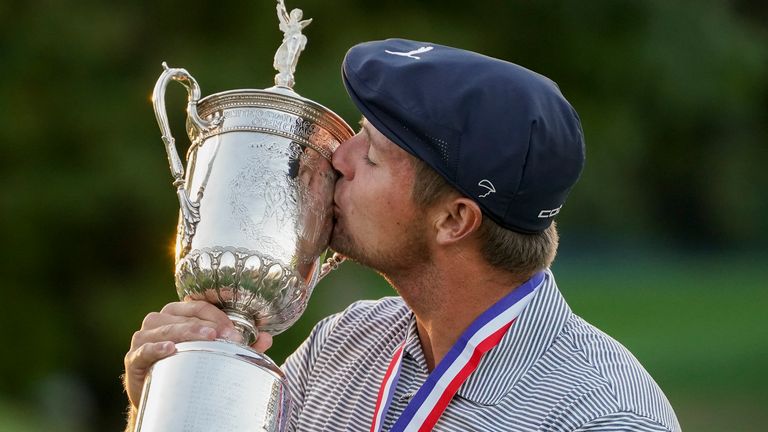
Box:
[135,72,352,432]
[166,83,352,341]
[133,3,353,430]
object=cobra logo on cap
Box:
[478,179,496,198]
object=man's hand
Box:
[122,301,273,409]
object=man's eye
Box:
[363,154,376,166]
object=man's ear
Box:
[433,197,483,245]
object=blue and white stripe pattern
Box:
[283,270,681,431]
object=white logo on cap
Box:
[538,205,562,218]
[384,46,434,60]
[478,179,496,198]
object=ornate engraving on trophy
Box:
[193,93,347,161]
[227,141,302,260]
[215,108,320,144]
[176,190,201,258]
[263,385,281,430]
[176,246,301,319]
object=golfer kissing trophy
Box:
[134,1,353,430]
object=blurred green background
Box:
[1,0,766,431]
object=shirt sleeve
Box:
[573,411,678,432]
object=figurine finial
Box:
[273,0,312,88]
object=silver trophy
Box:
[133,2,352,430]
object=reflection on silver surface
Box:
[136,341,289,432]
[151,56,353,341]
[171,87,351,341]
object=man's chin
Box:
[328,244,350,260]
[328,230,351,258]
[329,230,365,266]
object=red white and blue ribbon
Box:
[370,272,544,432]
[370,342,406,432]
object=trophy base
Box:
[134,340,290,432]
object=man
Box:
[124,39,681,431]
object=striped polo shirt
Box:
[282,270,681,431]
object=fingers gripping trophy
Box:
[135,2,353,430]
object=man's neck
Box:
[389,260,526,371]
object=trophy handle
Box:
[152,62,219,257]
[152,62,216,182]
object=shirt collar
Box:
[402,311,428,373]
[402,269,571,406]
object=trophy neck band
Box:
[191,89,353,161]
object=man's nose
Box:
[331,134,357,180]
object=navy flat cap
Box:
[342,38,585,233]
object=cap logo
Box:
[384,46,434,60]
[478,179,496,198]
[538,205,562,218]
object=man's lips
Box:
[330,204,341,238]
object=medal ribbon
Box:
[370,272,544,432]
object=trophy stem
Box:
[224,309,258,346]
